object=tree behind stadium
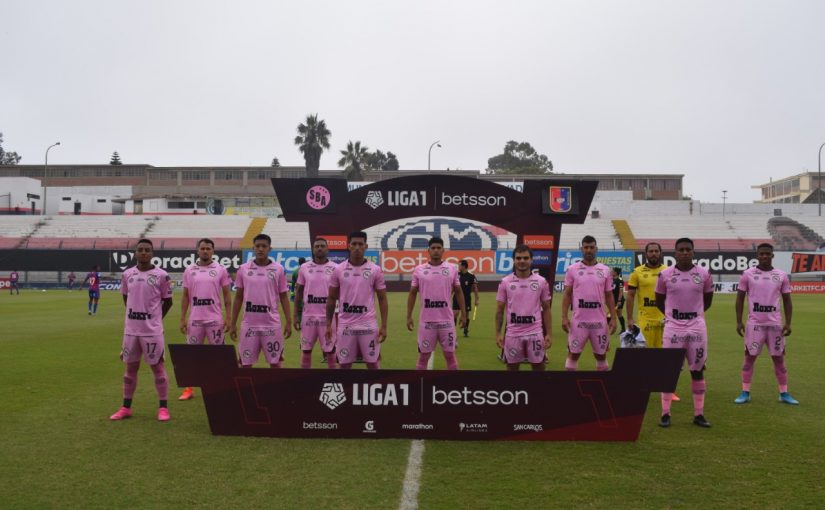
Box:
[109,151,123,165]
[486,140,553,175]
[294,114,331,178]
[338,140,369,182]
[0,132,22,165]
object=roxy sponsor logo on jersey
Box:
[671,309,698,320]
[509,313,536,324]
[424,299,449,309]
[752,302,777,313]
[576,321,605,329]
[245,302,270,313]
[306,294,327,304]
[128,309,152,320]
[578,299,601,309]
[192,296,214,306]
[642,297,657,307]
[342,302,367,314]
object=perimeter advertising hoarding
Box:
[0,249,244,273]
[170,345,685,441]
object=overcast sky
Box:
[2,0,824,203]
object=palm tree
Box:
[294,114,331,178]
[337,140,369,181]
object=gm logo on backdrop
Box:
[381,218,500,250]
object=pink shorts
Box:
[300,316,335,353]
[187,321,225,345]
[336,322,380,364]
[238,325,285,366]
[121,334,165,365]
[568,319,609,355]
[744,323,785,357]
[418,321,456,353]
[504,331,545,364]
[663,324,708,371]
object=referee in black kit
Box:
[453,260,479,337]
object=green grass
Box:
[1,290,823,509]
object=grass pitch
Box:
[1,290,823,509]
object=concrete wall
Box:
[0,177,43,214]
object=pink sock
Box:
[416,352,431,370]
[150,362,168,401]
[444,351,458,370]
[326,352,337,369]
[772,356,788,392]
[565,358,578,371]
[596,359,609,371]
[691,379,706,416]
[339,363,352,369]
[366,362,380,370]
[742,354,756,391]
[661,393,673,415]
[300,352,312,369]
[123,362,140,399]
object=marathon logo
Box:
[670,333,704,344]
[424,299,449,309]
[307,294,327,304]
[752,302,777,313]
[753,324,782,331]
[352,383,410,406]
[510,313,536,324]
[245,302,270,313]
[342,302,367,314]
[192,296,214,306]
[244,328,277,338]
[128,309,152,321]
[424,322,453,330]
[671,309,698,320]
[578,299,601,309]
[402,423,434,430]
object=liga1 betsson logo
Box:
[365,191,384,209]
[381,218,499,250]
[319,383,347,410]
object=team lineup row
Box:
[106,233,797,426]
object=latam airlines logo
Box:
[381,218,499,250]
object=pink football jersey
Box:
[496,272,551,335]
[183,261,230,322]
[121,266,173,335]
[655,265,713,328]
[235,259,288,327]
[329,259,386,326]
[564,261,614,321]
[296,260,337,317]
[738,266,791,325]
[411,262,459,323]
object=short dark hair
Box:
[314,237,328,245]
[644,242,662,253]
[136,238,153,248]
[459,260,469,268]
[581,235,597,245]
[675,237,694,248]
[756,243,774,252]
[197,238,214,248]
[298,257,306,264]
[348,231,368,243]
[512,244,533,258]
[428,237,444,247]
[253,234,271,245]
[613,267,622,275]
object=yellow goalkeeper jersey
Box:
[627,263,665,321]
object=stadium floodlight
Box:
[43,142,61,216]
[428,140,441,172]
[722,190,727,218]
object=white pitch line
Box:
[398,354,435,510]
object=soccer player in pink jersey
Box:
[177,238,232,400]
[325,231,388,370]
[734,243,798,405]
[406,237,465,370]
[294,238,338,369]
[229,234,292,367]
[109,239,174,422]
[655,237,714,428]
[495,245,552,371]
[561,236,617,371]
